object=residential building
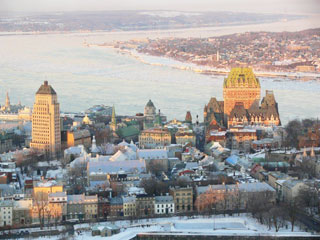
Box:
[139,128,171,149]
[282,180,307,202]
[97,197,110,220]
[136,194,155,217]
[13,199,32,226]
[30,81,61,158]
[109,197,123,217]
[48,192,67,222]
[154,195,175,215]
[138,149,169,172]
[227,127,257,151]
[175,131,196,146]
[169,186,193,213]
[66,129,91,148]
[0,200,13,227]
[268,172,292,189]
[196,182,276,212]
[84,195,98,220]
[122,196,136,217]
[33,180,63,196]
[67,194,85,220]
[0,131,13,154]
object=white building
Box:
[0,200,13,227]
[154,195,175,215]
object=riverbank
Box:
[91,44,320,81]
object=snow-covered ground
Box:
[32,214,318,240]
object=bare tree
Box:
[270,206,285,232]
[68,161,87,194]
[247,192,273,224]
[283,200,299,232]
[33,191,49,230]
[297,186,319,216]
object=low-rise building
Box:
[67,194,85,221]
[138,149,169,173]
[66,129,91,148]
[282,180,307,203]
[110,197,123,217]
[122,196,136,217]
[136,194,155,217]
[139,128,171,149]
[154,195,175,215]
[175,131,196,146]
[13,199,32,226]
[84,195,98,220]
[0,200,13,227]
[48,192,67,222]
[169,186,193,213]
[227,127,257,152]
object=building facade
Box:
[122,196,136,217]
[30,81,61,158]
[204,68,280,133]
[0,200,13,227]
[154,195,175,215]
[139,128,171,149]
[223,68,260,116]
[169,187,193,213]
[136,194,155,217]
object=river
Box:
[0,16,319,124]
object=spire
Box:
[5,91,10,108]
[91,136,99,157]
[110,105,117,132]
[303,146,307,158]
[112,105,116,124]
[311,146,315,158]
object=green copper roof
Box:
[146,99,155,108]
[116,125,140,138]
[223,68,260,88]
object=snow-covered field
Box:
[32,214,318,240]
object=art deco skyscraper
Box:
[30,81,61,158]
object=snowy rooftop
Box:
[88,159,146,175]
[138,149,168,160]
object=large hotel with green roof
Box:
[223,68,261,116]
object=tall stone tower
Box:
[5,92,10,109]
[110,105,117,132]
[223,68,260,116]
[144,99,156,121]
[31,81,61,158]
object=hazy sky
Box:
[1,0,319,14]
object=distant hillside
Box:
[0,10,303,32]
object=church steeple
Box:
[5,91,10,108]
[110,105,117,132]
[311,146,315,158]
[303,146,307,158]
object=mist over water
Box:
[0,21,319,124]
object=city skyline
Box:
[1,0,319,14]
[0,1,319,239]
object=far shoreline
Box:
[91,44,320,82]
